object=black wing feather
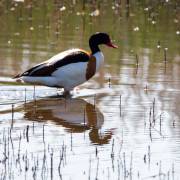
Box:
[13,50,90,78]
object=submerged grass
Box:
[0,85,179,179]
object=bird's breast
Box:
[85,51,104,80]
[86,56,96,80]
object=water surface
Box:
[0,1,180,180]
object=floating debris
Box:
[157,41,161,49]
[29,27,34,31]
[133,27,139,31]
[76,12,85,16]
[14,32,20,36]
[60,6,66,12]
[144,7,149,11]
[90,9,100,17]
[176,31,180,35]
[129,13,135,17]
[157,45,161,49]
[112,6,115,10]
[10,7,15,11]
[174,19,179,24]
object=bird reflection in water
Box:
[23,98,113,145]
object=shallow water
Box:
[0,1,180,180]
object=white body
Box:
[21,49,104,91]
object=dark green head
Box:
[89,32,118,54]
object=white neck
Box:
[93,51,104,72]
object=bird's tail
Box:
[12,74,21,79]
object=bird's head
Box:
[89,32,118,50]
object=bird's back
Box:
[14,49,90,78]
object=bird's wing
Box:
[13,49,90,78]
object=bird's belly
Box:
[21,76,59,87]
[52,62,87,90]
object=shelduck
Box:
[13,32,118,95]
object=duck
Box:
[13,32,118,95]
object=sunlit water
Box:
[0,1,180,180]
